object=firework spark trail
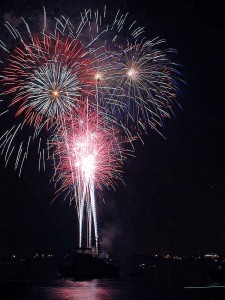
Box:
[50,99,132,249]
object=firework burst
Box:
[100,39,182,137]
[51,99,131,249]
[1,32,93,128]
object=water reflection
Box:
[2,277,225,300]
[46,279,119,300]
[27,279,225,300]
[31,279,124,300]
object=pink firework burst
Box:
[52,99,128,195]
[51,99,131,249]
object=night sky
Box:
[0,0,224,256]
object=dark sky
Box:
[0,0,224,256]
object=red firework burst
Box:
[1,32,95,129]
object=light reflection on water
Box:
[27,279,136,300]
[3,277,225,300]
[32,279,123,300]
[19,279,225,300]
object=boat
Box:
[58,248,120,279]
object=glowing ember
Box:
[94,72,103,81]
[127,68,137,78]
[51,90,60,97]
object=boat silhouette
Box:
[58,248,120,279]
